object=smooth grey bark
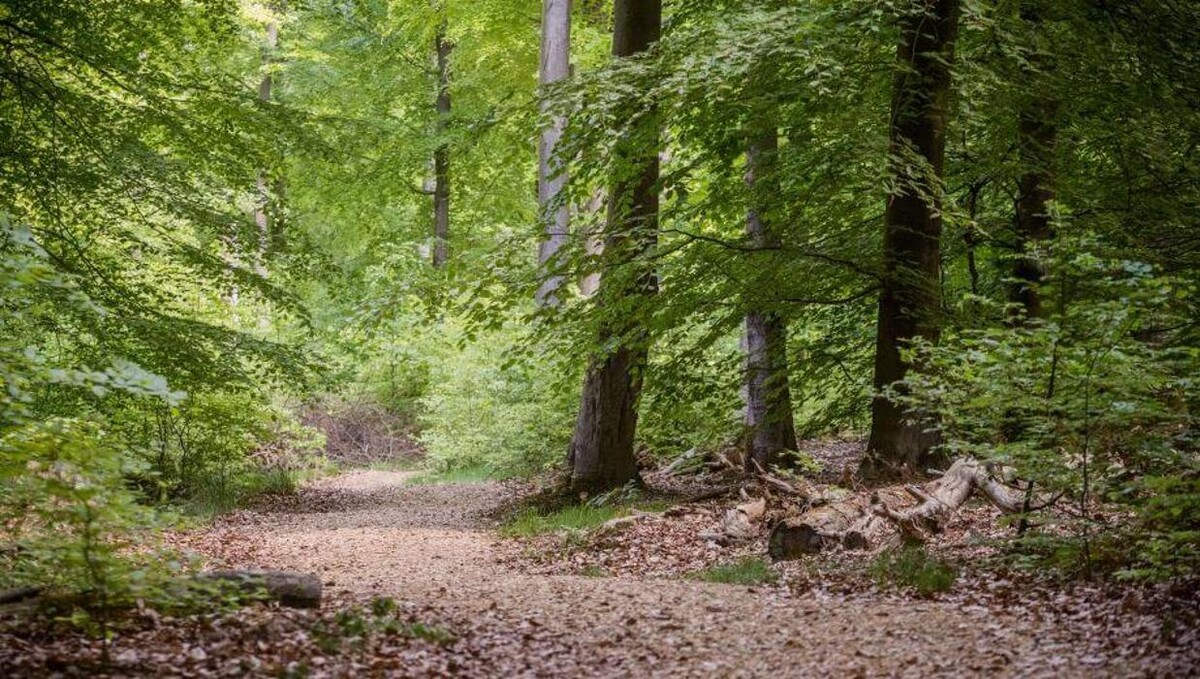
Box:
[568,0,661,494]
[536,0,572,305]
[743,133,798,472]
[253,19,277,275]
[432,18,452,269]
[863,0,961,480]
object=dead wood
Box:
[700,496,767,544]
[770,457,1028,560]
[0,587,42,606]
[198,570,322,609]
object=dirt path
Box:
[195,471,1189,677]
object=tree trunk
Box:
[1009,2,1057,319]
[579,189,605,296]
[743,133,798,472]
[253,19,277,276]
[568,0,661,495]
[536,0,572,306]
[432,18,452,269]
[862,0,961,480]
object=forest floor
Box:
[3,466,1197,677]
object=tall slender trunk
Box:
[253,19,277,276]
[579,189,605,297]
[1009,2,1057,318]
[863,0,961,480]
[536,0,572,305]
[743,132,798,472]
[432,18,452,269]
[568,0,661,494]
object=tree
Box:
[536,0,572,305]
[862,0,961,479]
[743,132,798,471]
[254,13,279,275]
[1009,1,1057,319]
[432,13,452,269]
[568,0,661,494]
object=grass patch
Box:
[580,565,609,577]
[405,464,494,486]
[690,557,779,586]
[869,546,958,596]
[501,505,623,537]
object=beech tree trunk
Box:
[536,0,572,306]
[1009,2,1057,318]
[253,19,277,276]
[863,0,961,480]
[743,132,798,472]
[432,18,452,269]
[568,0,661,494]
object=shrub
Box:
[899,236,1198,578]
[0,419,196,632]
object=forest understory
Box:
[3,441,1196,678]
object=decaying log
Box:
[664,447,704,475]
[768,490,906,558]
[0,586,42,606]
[198,569,322,609]
[700,496,767,544]
[770,457,1026,560]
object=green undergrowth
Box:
[869,546,958,596]
[501,505,622,537]
[181,460,336,518]
[501,498,673,538]
[690,557,779,586]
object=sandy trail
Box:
[198,470,1179,677]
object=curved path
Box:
[197,470,1186,677]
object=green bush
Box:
[0,419,196,631]
[899,236,1198,577]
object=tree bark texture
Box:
[569,0,661,494]
[253,19,277,275]
[1009,2,1057,318]
[743,133,798,472]
[863,0,961,480]
[536,0,572,306]
[432,19,452,269]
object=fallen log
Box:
[700,495,767,544]
[769,458,1025,560]
[197,569,322,609]
[0,586,42,606]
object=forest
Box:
[1,0,1198,675]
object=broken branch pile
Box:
[768,458,1027,560]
